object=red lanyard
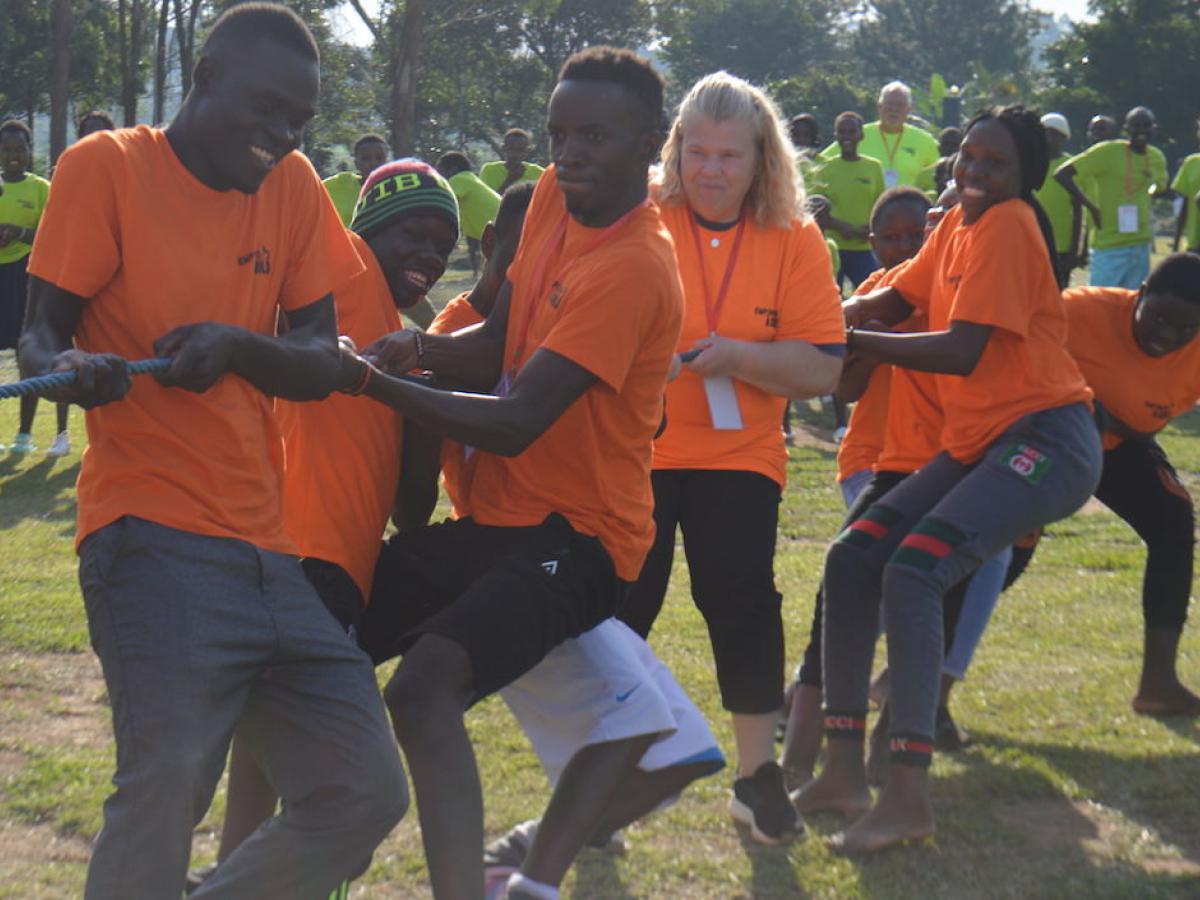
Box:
[510,199,649,372]
[688,211,747,334]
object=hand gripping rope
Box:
[0,358,172,400]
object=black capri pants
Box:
[618,469,784,714]
[1095,439,1194,631]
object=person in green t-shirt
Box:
[436,151,500,277]
[914,127,962,200]
[812,111,886,289]
[479,128,545,193]
[1034,113,1080,284]
[818,82,939,189]
[1172,118,1200,254]
[322,133,390,226]
[1055,106,1171,288]
[0,120,52,454]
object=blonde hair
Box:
[656,71,804,230]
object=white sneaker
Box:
[46,431,70,458]
[10,433,35,454]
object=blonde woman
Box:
[617,71,844,844]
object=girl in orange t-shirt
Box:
[615,72,844,845]
[1064,254,1200,716]
[794,106,1103,854]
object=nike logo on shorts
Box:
[615,685,640,702]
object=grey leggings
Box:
[821,403,1102,757]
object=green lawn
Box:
[1,321,1198,897]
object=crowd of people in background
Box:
[6,1,1200,897]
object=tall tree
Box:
[153,0,172,123]
[1041,0,1200,162]
[659,0,851,92]
[853,0,1039,90]
[49,0,73,163]
[117,0,153,125]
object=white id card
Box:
[704,377,744,430]
[884,168,899,189]
[1117,203,1139,234]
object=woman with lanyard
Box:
[794,105,1102,854]
[617,71,844,845]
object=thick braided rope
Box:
[0,358,172,399]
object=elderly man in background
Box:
[820,81,940,190]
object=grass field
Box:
[1,270,1199,898]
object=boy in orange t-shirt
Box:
[338,49,683,897]
[1064,254,1200,716]
[17,8,406,897]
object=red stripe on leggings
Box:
[849,519,887,539]
[899,533,951,558]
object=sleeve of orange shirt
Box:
[27,137,123,299]
[539,239,667,393]
[945,202,1040,338]
[278,153,365,312]
[775,218,845,345]
[887,213,948,313]
[503,166,560,294]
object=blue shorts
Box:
[1089,243,1151,289]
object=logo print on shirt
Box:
[754,307,779,328]
[237,247,272,275]
[947,274,963,285]
[548,282,566,309]
[1146,401,1171,420]
[540,559,559,575]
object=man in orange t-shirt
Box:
[337,49,683,898]
[1064,254,1200,717]
[16,8,406,898]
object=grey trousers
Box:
[79,516,407,899]
[822,403,1102,750]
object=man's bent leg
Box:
[80,518,273,899]
[194,551,407,899]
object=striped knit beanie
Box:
[350,158,459,242]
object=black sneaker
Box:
[728,761,804,845]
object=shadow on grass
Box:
[733,826,808,899]
[0,457,80,530]
[571,849,637,900]
[840,730,1200,898]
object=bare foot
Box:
[1132,681,1200,716]
[827,778,934,855]
[865,704,890,789]
[790,767,871,817]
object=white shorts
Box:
[501,618,724,787]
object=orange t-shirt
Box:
[837,267,890,482]
[428,292,486,517]
[466,167,684,581]
[276,231,403,599]
[652,204,845,486]
[1065,287,1200,451]
[889,200,1091,464]
[28,126,363,551]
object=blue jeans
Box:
[80,517,407,899]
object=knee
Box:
[382,645,471,743]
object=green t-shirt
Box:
[1062,140,1168,250]
[449,170,500,241]
[819,122,939,189]
[479,160,543,194]
[812,156,886,251]
[323,171,362,227]
[1035,151,1075,255]
[1171,153,1200,252]
[825,237,840,280]
[0,172,50,265]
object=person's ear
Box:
[193,54,215,95]
[480,222,496,262]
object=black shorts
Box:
[300,557,365,637]
[359,513,625,702]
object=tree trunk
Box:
[119,0,130,123]
[389,0,424,156]
[49,0,73,164]
[173,0,198,98]
[153,0,171,123]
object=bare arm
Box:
[152,294,339,401]
[833,354,879,404]
[685,336,842,399]
[18,275,131,406]
[355,345,597,458]
[393,421,443,533]
[1055,164,1102,228]
[362,282,512,392]
[842,286,914,328]
[849,320,994,376]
